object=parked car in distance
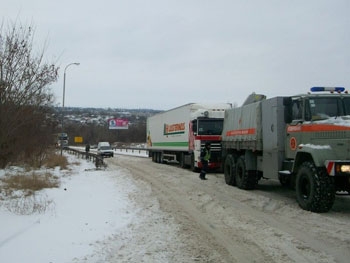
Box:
[97,142,114,157]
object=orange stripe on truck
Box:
[287,124,350,133]
[226,128,256,136]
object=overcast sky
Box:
[2,0,350,110]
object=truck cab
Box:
[283,88,350,194]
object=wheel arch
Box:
[293,146,335,172]
[293,151,313,173]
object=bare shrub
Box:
[0,21,59,168]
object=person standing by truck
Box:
[85,144,90,159]
[199,142,211,180]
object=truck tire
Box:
[156,152,162,163]
[235,157,258,190]
[235,157,257,190]
[296,161,335,213]
[180,153,186,168]
[224,155,236,186]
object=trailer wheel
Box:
[180,153,186,168]
[296,161,335,212]
[224,155,236,186]
[159,152,164,163]
[155,152,162,163]
[235,157,257,190]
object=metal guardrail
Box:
[113,147,149,157]
[63,147,106,169]
[62,146,149,169]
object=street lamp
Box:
[61,62,80,155]
[62,62,80,108]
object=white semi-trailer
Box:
[147,103,232,171]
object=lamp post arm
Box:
[62,62,80,108]
[60,62,80,155]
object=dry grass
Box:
[0,151,70,214]
[0,172,60,197]
[0,171,60,214]
[44,153,68,169]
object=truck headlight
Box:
[336,163,350,173]
[340,164,350,173]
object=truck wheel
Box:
[154,152,158,163]
[156,152,161,163]
[224,155,236,186]
[296,161,335,212]
[180,153,186,168]
[235,157,257,190]
[158,152,163,163]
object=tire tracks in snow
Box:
[108,156,350,263]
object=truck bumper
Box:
[198,161,222,170]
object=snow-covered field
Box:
[0,152,158,262]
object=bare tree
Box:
[0,21,59,167]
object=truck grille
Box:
[201,142,221,152]
[201,142,222,162]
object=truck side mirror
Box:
[283,97,293,123]
[192,120,197,134]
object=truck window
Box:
[197,119,224,135]
[309,98,343,120]
[343,98,350,115]
[292,100,303,120]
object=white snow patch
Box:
[299,144,332,150]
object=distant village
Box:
[52,107,163,146]
[54,107,162,127]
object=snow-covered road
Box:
[1,152,350,262]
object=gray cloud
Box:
[2,0,350,109]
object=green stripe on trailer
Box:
[152,142,188,147]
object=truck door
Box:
[285,98,304,159]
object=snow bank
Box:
[0,155,136,263]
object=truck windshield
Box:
[197,119,224,135]
[306,97,349,120]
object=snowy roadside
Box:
[0,153,182,262]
